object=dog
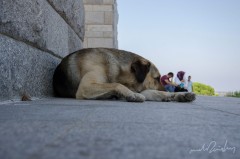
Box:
[53,48,196,102]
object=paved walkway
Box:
[0,96,240,159]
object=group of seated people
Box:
[160,71,193,92]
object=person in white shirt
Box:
[187,76,193,92]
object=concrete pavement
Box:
[0,96,240,159]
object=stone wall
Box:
[83,0,118,48]
[0,0,85,101]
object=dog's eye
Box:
[154,76,160,81]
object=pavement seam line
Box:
[191,103,240,117]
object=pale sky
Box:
[118,0,240,92]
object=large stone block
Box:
[85,31,112,38]
[104,11,114,24]
[92,5,112,12]
[84,5,112,12]
[86,25,113,32]
[47,0,85,40]
[0,34,60,101]
[68,25,83,53]
[103,31,113,38]
[85,11,105,24]
[103,0,115,4]
[83,0,103,5]
[85,31,104,38]
[87,38,113,48]
[0,0,83,58]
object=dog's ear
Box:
[131,60,151,83]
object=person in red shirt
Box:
[160,72,178,92]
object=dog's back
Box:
[53,48,139,98]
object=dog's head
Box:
[131,59,165,91]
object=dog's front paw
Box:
[126,93,145,102]
[185,92,196,102]
[174,92,196,102]
[161,97,171,102]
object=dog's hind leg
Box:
[75,71,145,102]
[141,90,196,102]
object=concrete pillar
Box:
[83,0,118,48]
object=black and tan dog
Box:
[53,48,196,102]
